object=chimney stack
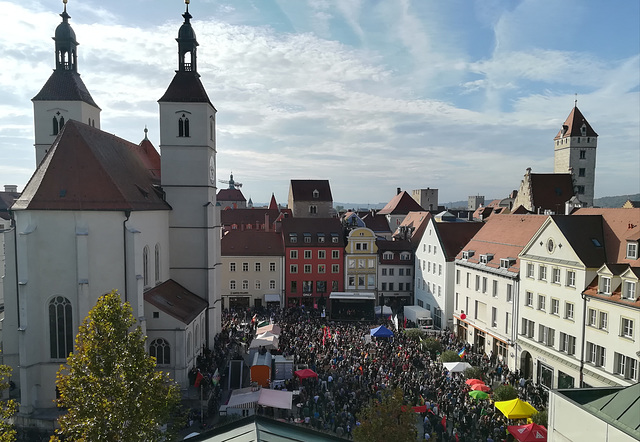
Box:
[397,187,401,195]
[4,185,17,193]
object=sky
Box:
[0,0,638,207]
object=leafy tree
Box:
[463,366,484,381]
[52,291,183,441]
[0,358,17,442]
[492,384,518,402]
[440,350,461,362]
[421,338,443,358]
[403,328,425,342]
[531,409,548,426]
[353,388,417,442]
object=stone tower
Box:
[158,0,221,341]
[553,105,598,207]
[32,0,101,165]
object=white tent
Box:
[442,362,473,373]
[249,336,279,350]
[256,331,278,340]
[256,324,281,335]
[225,388,292,410]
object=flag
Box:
[403,316,407,328]
[194,371,204,388]
[251,313,257,323]
[458,348,466,358]
[441,415,447,429]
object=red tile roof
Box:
[583,269,640,309]
[529,173,575,213]
[13,120,170,212]
[436,221,484,261]
[131,136,161,184]
[392,211,431,246]
[361,212,392,234]
[281,217,344,247]
[220,208,280,228]
[144,279,208,325]
[378,191,424,215]
[268,194,278,210]
[289,180,333,202]
[221,230,284,256]
[217,188,246,202]
[554,106,598,140]
[456,214,547,273]
[573,208,640,265]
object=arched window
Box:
[178,117,184,137]
[49,296,73,359]
[195,324,200,352]
[184,118,190,137]
[143,246,149,287]
[187,332,192,357]
[149,338,170,365]
[210,117,214,141]
[201,317,206,343]
[154,244,161,283]
[59,116,65,128]
[53,117,59,135]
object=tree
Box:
[492,384,518,402]
[353,388,417,442]
[420,337,443,359]
[0,358,17,442]
[440,350,461,362]
[463,366,484,381]
[52,291,183,441]
[403,328,425,342]
[531,409,548,426]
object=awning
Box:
[264,294,280,303]
[258,389,293,410]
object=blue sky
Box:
[0,0,638,206]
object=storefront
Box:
[264,294,281,309]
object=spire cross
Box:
[185,0,190,13]
[574,93,578,107]
[63,0,67,12]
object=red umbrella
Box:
[294,368,318,380]
[471,383,491,392]
[507,423,547,442]
[465,378,485,386]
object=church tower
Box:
[159,1,221,342]
[553,104,598,207]
[32,0,101,165]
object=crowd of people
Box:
[217,306,548,441]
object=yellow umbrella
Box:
[494,398,537,419]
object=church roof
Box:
[158,71,214,107]
[131,133,161,184]
[554,106,598,139]
[144,279,207,325]
[378,191,424,215]
[32,70,100,109]
[268,194,278,210]
[13,120,171,212]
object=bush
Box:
[492,384,518,402]
[463,366,484,381]
[421,338,443,358]
[440,350,461,362]
[404,328,425,342]
[531,409,548,426]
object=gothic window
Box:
[53,117,59,135]
[59,116,65,128]
[155,244,161,283]
[49,296,73,359]
[184,118,190,137]
[195,324,200,351]
[210,117,214,141]
[187,332,192,357]
[143,246,150,287]
[178,117,184,137]
[149,338,170,365]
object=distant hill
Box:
[593,194,640,208]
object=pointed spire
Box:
[144,126,149,140]
[176,0,199,73]
[269,193,278,210]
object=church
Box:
[2,1,222,414]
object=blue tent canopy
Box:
[370,325,394,337]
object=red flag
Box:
[403,316,407,328]
[441,415,447,429]
[251,314,257,323]
[194,371,204,388]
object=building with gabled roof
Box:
[454,214,547,369]
[376,238,414,311]
[512,168,576,214]
[287,180,333,218]
[378,189,424,230]
[2,3,222,418]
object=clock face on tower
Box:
[209,156,215,184]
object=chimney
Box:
[265,213,270,232]
[4,185,17,193]
[397,187,401,195]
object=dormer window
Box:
[312,189,319,199]
[289,233,297,243]
[626,241,638,259]
[383,252,393,260]
[462,250,474,260]
[303,233,311,243]
[623,281,636,301]
[317,233,325,243]
[500,258,515,269]
[400,252,410,261]
[479,254,493,264]
[580,123,587,136]
[331,233,339,243]
[600,277,611,295]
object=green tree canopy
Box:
[353,388,417,442]
[52,290,182,441]
[531,409,548,427]
[440,350,461,362]
[0,358,17,442]
[463,366,484,381]
[492,384,518,402]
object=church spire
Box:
[54,0,78,72]
[177,0,199,74]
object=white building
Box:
[2,3,221,415]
